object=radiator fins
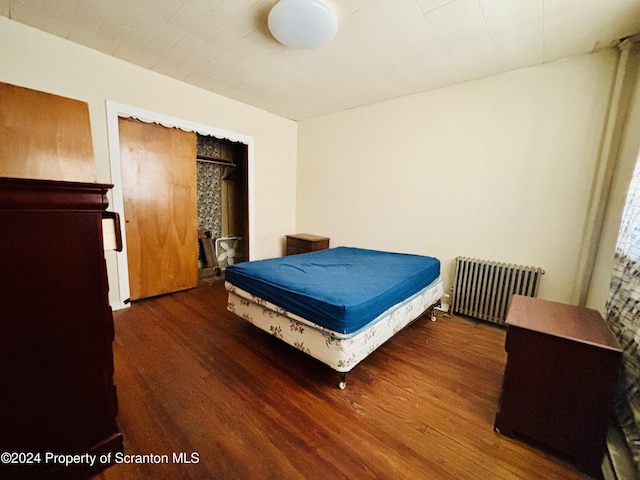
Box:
[451,257,544,324]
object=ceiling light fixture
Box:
[268,0,337,49]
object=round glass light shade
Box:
[268,0,337,49]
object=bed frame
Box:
[226,278,443,389]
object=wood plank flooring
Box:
[97,280,592,479]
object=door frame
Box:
[106,101,255,308]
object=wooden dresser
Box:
[494,295,621,478]
[0,177,123,479]
[285,234,330,256]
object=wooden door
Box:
[119,117,198,300]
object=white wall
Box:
[297,50,619,306]
[0,17,298,308]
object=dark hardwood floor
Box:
[96,279,591,479]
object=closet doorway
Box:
[196,134,249,280]
[110,106,253,304]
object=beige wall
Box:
[3,16,635,313]
[0,17,298,308]
[298,49,619,307]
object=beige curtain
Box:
[606,155,640,474]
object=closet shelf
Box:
[197,155,235,167]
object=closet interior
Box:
[196,133,248,283]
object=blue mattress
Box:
[225,247,441,335]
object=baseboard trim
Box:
[111,300,130,311]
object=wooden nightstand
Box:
[494,295,622,477]
[285,234,330,255]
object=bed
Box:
[224,246,443,388]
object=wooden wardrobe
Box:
[0,82,122,478]
[0,178,123,479]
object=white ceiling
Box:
[2,0,640,121]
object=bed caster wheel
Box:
[430,305,439,322]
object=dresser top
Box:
[285,233,330,242]
[0,176,112,211]
[506,295,621,351]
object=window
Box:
[617,158,640,260]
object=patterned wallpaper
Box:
[196,162,222,239]
[196,135,224,239]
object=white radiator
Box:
[451,257,544,324]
